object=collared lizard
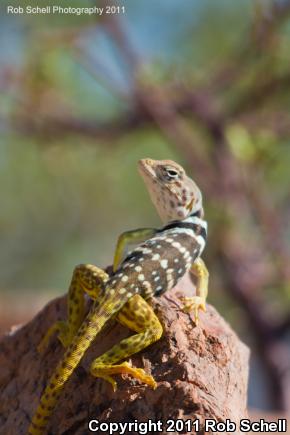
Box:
[28,158,209,434]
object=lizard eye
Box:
[163,167,179,181]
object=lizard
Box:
[28,158,209,435]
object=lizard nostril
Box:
[144,158,154,165]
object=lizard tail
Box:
[28,292,129,435]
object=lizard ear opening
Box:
[185,187,203,216]
[186,198,194,211]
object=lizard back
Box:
[107,212,207,300]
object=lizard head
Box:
[138,158,203,223]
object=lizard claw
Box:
[102,375,118,392]
[179,296,206,325]
[91,361,157,390]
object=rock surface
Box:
[0,273,249,435]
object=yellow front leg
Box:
[113,228,157,271]
[90,295,163,390]
[38,264,109,352]
[181,257,209,325]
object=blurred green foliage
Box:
[0,132,179,291]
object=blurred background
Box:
[0,0,290,416]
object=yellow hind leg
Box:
[38,264,109,352]
[90,295,163,390]
[38,226,157,352]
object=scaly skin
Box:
[28,158,209,434]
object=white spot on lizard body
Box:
[160,259,168,269]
